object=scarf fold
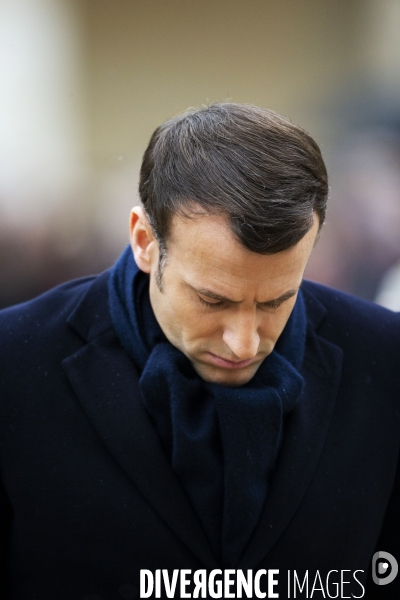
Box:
[108,245,306,566]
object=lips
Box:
[206,352,257,370]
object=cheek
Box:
[179,311,221,344]
[158,294,203,340]
[167,300,222,347]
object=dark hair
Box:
[139,103,328,256]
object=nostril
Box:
[222,329,260,360]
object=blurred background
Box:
[1,0,400,309]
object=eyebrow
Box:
[192,286,299,307]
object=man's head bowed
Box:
[139,102,328,260]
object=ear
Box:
[129,206,158,273]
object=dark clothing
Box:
[0,270,400,599]
[108,247,306,567]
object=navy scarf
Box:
[108,245,306,566]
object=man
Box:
[0,103,399,599]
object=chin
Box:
[193,362,260,387]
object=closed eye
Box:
[194,286,297,310]
[198,295,227,308]
[198,295,284,310]
[258,300,284,311]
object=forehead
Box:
[165,211,318,294]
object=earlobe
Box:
[129,206,157,273]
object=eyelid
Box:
[198,295,226,308]
[198,295,281,310]
[258,294,296,310]
[258,301,282,310]
[197,291,295,309]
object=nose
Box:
[222,311,260,361]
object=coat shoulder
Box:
[0,272,112,393]
[301,279,400,351]
[0,275,96,343]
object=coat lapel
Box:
[238,285,344,569]
[62,271,219,569]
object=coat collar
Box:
[64,270,219,568]
[63,271,343,569]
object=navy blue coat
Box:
[0,270,400,599]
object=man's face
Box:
[131,208,319,387]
